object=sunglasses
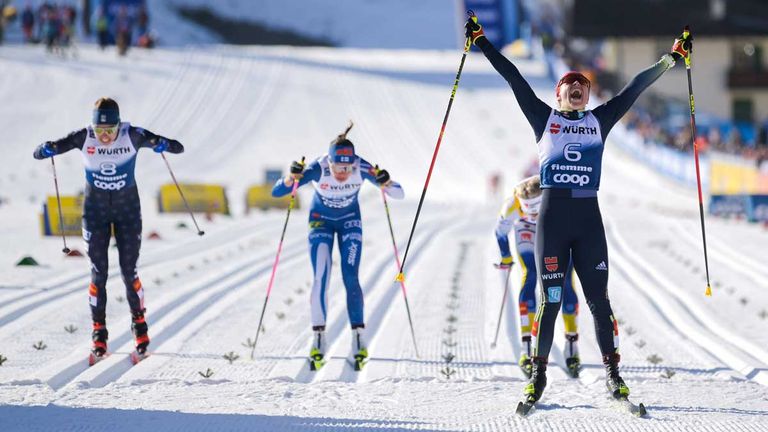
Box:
[331,164,354,174]
[94,125,118,135]
[559,73,590,87]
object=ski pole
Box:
[395,13,473,285]
[380,185,421,358]
[250,157,304,360]
[681,25,712,297]
[50,156,71,254]
[160,153,205,236]
[490,266,513,349]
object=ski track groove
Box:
[292,213,452,384]
[0,216,284,333]
[605,216,768,386]
[670,219,768,290]
[41,234,309,392]
[192,49,286,171]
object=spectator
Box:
[114,5,132,56]
[95,7,109,50]
[21,2,35,42]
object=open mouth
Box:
[569,89,583,102]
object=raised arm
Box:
[593,32,692,139]
[468,17,551,141]
[33,128,87,159]
[130,126,184,154]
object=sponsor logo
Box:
[346,241,359,265]
[553,173,590,186]
[320,183,361,191]
[342,233,363,243]
[82,228,91,242]
[309,232,333,241]
[544,256,558,272]
[86,146,95,155]
[562,125,598,135]
[549,123,561,134]
[550,164,593,172]
[309,221,324,229]
[93,180,126,190]
[311,212,321,218]
[542,272,564,280]
[595,261,607,271]
[520,232,533,242]
[96,146,132,155]
[547,286,562,303]
[336,148,353,156]
[343,219,362,229]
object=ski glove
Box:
[465,15,485,45]
[289,159,305,179]
[152,138,169,153]
[494,256,514,270]
[375,168,390,185]
[40,142,57,158]
[670,32,692,62]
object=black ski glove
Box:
[289,159,305,179]
[375,168,390,185]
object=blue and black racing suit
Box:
[272,155,403,329]
[478,37,673,362]
[33,123,183,324]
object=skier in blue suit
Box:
[272,122,404,370]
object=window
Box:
[732,98,754,123]
[731,42,764,71]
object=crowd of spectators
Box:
[622,94,768,172]
[12,1,153,55]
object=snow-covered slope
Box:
[150,0,461,49]
[0,44,766,431]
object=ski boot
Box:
[564,334,581,378]
[88,321,108,366]
[523,357,547,403]
[351,325,368,371]
[309,326,326,371]
[518,336,533,378]
[516,357,547,416]
[130,310,150,364]
[604,353,630,399]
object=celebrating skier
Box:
[495,175,580,378]
[272,122,404,371]
[466,15,691,406]
[33,97,184,365]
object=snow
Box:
[150,0,462,49]
[1,33,768,432]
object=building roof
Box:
[569,0,768,38]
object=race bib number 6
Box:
[564,143,582,162]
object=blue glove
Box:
[153,138,169,153]
[40,142,56,158]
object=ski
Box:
[515,398,536,417]
[129,350,149,365]
[347,356,368,371]
[613,396,647,417]
[564,358,581,378]
[88,352,109,366]
[308,358,326,371]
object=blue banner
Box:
[747,195,768,222]
[464,0,519,48]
